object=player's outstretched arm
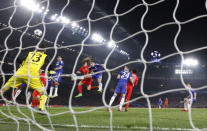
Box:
[129,77,134,87]
[76,71,81,74]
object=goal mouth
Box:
[0,0,207,130]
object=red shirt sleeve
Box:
[80,67,83,73]
[134,75,138,86]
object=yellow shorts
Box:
[4,76,45,93]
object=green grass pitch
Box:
[0,106,206,131]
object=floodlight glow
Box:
[51,14,57,20]
[60,16,70,24]
[175,69,193,74]
[107,40,116,48]
[20,0,40,12]
[182,58,198,66]
[92,33,104,43]
[71,22,78,28]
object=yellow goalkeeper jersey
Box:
[16,52,47,76]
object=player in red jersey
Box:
[120,69,138,112]
[75,57,98,98]
[32,70,46,109]
[164,97,168,108]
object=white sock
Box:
[49,87,54,96]
[13,89,22,101]
[98,83,102,91]
[119,95,125,110]
[109,95,117,106]
[54,86,58,96]
[184,103,187,110]
[187,103,191,110]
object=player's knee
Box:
[87,86,91,90]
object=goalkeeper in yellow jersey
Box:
[0,45,49,112]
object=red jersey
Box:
[40,73,46,86]
[165,98,168,104]
[80,65,89,75]
[127,73,138,87]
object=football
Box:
[34,29,42,36]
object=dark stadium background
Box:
[0,0,207,108]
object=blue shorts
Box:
[114,82,127,94]
[187,97,196,103]
[92,73,102,79]
[54,72,62,83]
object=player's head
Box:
[90,61,95,67]
[57,56,62,61]
[82,57,91,66]
[131,69,137,74]
[187,83,192,88]
[124,65,130,71]
[37,44,46,53]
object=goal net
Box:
[0,0,207,130]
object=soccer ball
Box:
[34,29,42,36]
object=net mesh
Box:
[0,0,207,130]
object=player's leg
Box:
[0,76,23,96]
[53,76,61,97]
[183,98,189,111]
[48,85,54,97]
[97,75,103,92]
[32,90,40,109]
[118,84,127,111]
[29,78,47,111]
[12,83,27,101]
[75,81,84,98]
[125,86,133,111]
[109,83,121,107]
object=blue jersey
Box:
[89,64,102,73]
[158,99,162,105]
[188,89,196,98]
[89,64,103,79]
[55,61,64,74]
[118,70,132,84]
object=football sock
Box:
[78,85,82,94]
[49,87,54,96]
[98,83,102,91]
[109,94,117,106]
[32,99,36,108]
[90,86,98,90]
[39,95,47,111]
[184,102,187,110]
[13,89,21,101]
[54,86,58,96]
[119,95,125,110]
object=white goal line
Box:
[0,121,193,131]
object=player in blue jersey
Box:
[48,56,64,97]
[108,66,134,112]
[89,61,104,92]
[158,98,162,109]
[182,83,197,112]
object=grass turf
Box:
[0,106,206,131]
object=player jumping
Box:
[108,66,134,112]
[89,61,104,92]
[75,57,98,98]
[0,46,49,112]
[119,69,138,112]
[48,56,64,98]
[182,83,197,112]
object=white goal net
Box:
[0,0,207,131]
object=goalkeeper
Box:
[0,45,49,112]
